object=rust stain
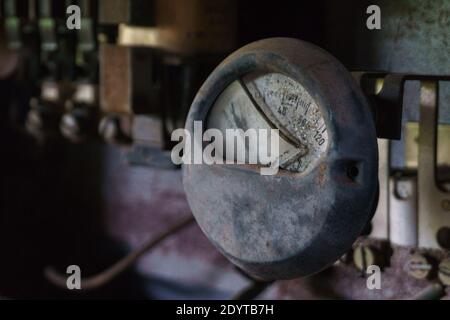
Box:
[316,163,327,187]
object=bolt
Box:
[353,245,377,272]
[25,99,62,139]
[26,109,44,132]
[99,115,130,144]
[61,113,81,141]
[60,105,92,143]
[406,254,435,280]
[99,115,121,143]
[442,200,450,211]
[395,179,413,200]
[438,259,450,286]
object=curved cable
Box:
[44,215,195,291]
[411,283,445,300]
[231,281,273,300]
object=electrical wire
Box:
[231,280,274,300]
[44,215,195,291]
[411,283,446,300]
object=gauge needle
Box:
[238,79,306,148]
[237,79,309,167]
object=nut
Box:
[438,259,450,286]
[406,254,434,280]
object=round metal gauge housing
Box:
[182,38,379,280]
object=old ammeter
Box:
[183,38,379,280]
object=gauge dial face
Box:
[208,72,328,173]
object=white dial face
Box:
[245,72,328,172]
[208,72,329,173]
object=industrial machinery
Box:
[0,0,449,300]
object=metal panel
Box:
[418,81,450,249]
[390,177,417,247]
[100,44,132,114]
[370,139,389,240]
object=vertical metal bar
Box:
[371,139,390,240]
[418,81,450,248]
[390,176,418,246]
[28,0,36,20]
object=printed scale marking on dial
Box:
[244,72,329,173]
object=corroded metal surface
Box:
[325,0,450,76]
[262,244,449,300]
[183,38,379,280]
[418,81,450,249]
